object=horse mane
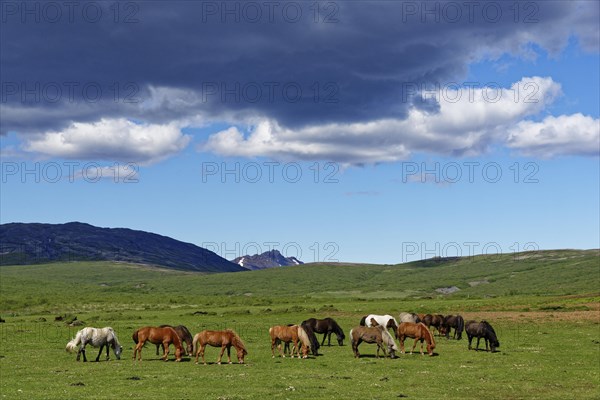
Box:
[300,321,320,355]
[419,323,435,346]
[105,327,120,348]
[330,318,345,339]
[228,330,248,354]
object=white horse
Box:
[361,314,399,338]
[399,312,420,324]
[66,327,122,362]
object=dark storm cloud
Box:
[0,1,598,162]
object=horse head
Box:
[236,347,247,363]
[112,342,123,360]
[336,331,345,346]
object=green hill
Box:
[1,249,597,314]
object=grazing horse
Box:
[192,329,247,364]
[270,325,303,358]
[465,320,500,352]
[350,321,398,359]
[442,315,464,340]
[397,322,436,356]
[299,321,320,356]
[360,314,399,338]
[422,314,445,335]
[156,325,193,356]
[132,326,183,361]
[66,327,123,362]
[399,312,421,324]
[302,317,345,346]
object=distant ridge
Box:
[232,249,303,270]
[0,222,244,273]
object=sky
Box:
[1,1,599,264]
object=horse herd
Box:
[65,313,500,364]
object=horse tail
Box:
[192,333,200,355]
[359,316,367,326]
[66,329,83,353]
[301,321,320,356]
[457,316,464,340]
[132,329,139,344]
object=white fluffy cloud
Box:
[201,77,592,163]
[507,114,600,157]
[22,118,191,164]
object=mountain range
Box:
[0,222,244,273]
[232,249,303,270]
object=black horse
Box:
[465,320,500,352]
[302,317,345,346]
[156,325,194,356]
[442,315,464,340]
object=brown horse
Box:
[192,329,247,364]
[157,325,193,356]
[270,325,304,358]
[422,314,445,335]
[397,322,436,356]
[350,322,398,359]
[132,326,183,362]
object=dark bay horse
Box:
[397,322,436,356]
[156,325,193,355]
[302,317,345,346]
[192,329,247,364]
[132,326,183,361]
[465,320,500,352]
[350,322,398,359]
[442,315,464,340]
[422,314,445,335]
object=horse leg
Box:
[328,332,332,346]
[201,343,207,365]
[162,341,170,361]
[399,337,405,354]
[217,345,226,364]
[106,342,110,360]
[485,338,489,352]
[476,337,481,351]
[467,335,472,350]
[96,344,104,362]
[226,345,232,364]
[134,341,144,361]
[420,339,425,355]
[410,339,417,354]
[155,344,161,356]
[320,333,326,347]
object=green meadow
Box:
[0,250,599,399]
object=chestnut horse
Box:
[397,322,436,356]
[192,329,247,364]
[132,326,183,362]
[157,325,193,356]
[350,319,398,359]
[270,325,306,358]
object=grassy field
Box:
[0,250,599,399]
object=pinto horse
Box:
[442,315,464,340]
[350,320,398,359]
[132,326,183,361]
[66,327,122,362]
[465,320,500,352]
[299,321,320,356]
[270,325,306,358]
[360,314,399,338]
[156,325,193,356]
[397,322,436,356]
[192,329,247,364]
[302,317,345,346]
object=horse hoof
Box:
[217,362,221,365]
[228,362,232,364]
[195,362,198,365]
